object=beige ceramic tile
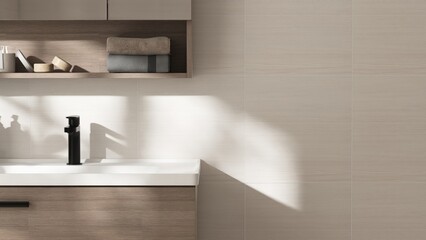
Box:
[353,75,426,181]
[354,230,426,240]
[192,1,244,77]
[246,0,351,15]
[353,182,426,240]
[28,78,139,99]
[245,121,351,183]
[354,15,426,74]
[0,112,32,159]
[137,129,245,180]
[136,77,244,124]
[246,182,351,240]
[198,164,244,240]
[193,13,244,76]
[28,119,139,159]
[28,79,139,123]
[353,0,426,15]
[244,75,351,183]
[137,84,245,178]
[0,79,32,159]
[137,56,245,177]
[138,76,243,95]
[0,80,31,127]
[194,53,244,77]
[245,15,352,75]
[25,79,139,159]
[193,0,244,16]
[245,75,351,121]
[0,79,30,96]
[193,14,244,55]
[200,160,244,183]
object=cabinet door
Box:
[0,0,19,19]
[108,0,191,20]
[0,187,196,240]
[0,0,107,20]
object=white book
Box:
[16,50,34,72]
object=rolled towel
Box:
[107,54,170,73]
[107,37,171,55]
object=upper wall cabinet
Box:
[0,0,107,20]
[108,0,191,20]
[0,0,192,78]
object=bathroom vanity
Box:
[0,159,199,240]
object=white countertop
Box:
[0,159,200,186]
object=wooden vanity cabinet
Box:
[0,187,196,240]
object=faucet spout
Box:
[64,116,81,165]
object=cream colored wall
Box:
[243,0,352,239]
[352,0,426,239]
[0,0,423,240]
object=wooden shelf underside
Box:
[0,72,188,79]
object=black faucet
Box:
[64,116,81,165]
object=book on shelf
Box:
[16,50,34,72]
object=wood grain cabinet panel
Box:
[0,187,196,240]
[108,0,192,20]
[0,0,107,20]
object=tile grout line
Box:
[136,79,140,158]
[351,0,354,239]
[243,0,247,239]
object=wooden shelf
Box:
[0,72,189,79]
[0,20,192,79]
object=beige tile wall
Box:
[353,0,426,239]
[0,0,424,240]
[245,0,351,239]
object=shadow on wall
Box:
[198,162,300,239]
[134,91,350,239]
[90,123,127,159]
[199,161,350,240]
[0,115,30,158]
[0,114,66,159]
[0,77,139,160]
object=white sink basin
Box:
[0,159,200,186]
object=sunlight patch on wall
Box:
[0,95,131,159]
[244,116,301,210]
[140,96,301,210]
[32,95,130,159]
[140,96,225,157]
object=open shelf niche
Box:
[0,20,192,78]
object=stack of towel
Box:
[107,37,171,73]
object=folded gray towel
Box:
[107,37,171,55]
[107,54,170,73]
